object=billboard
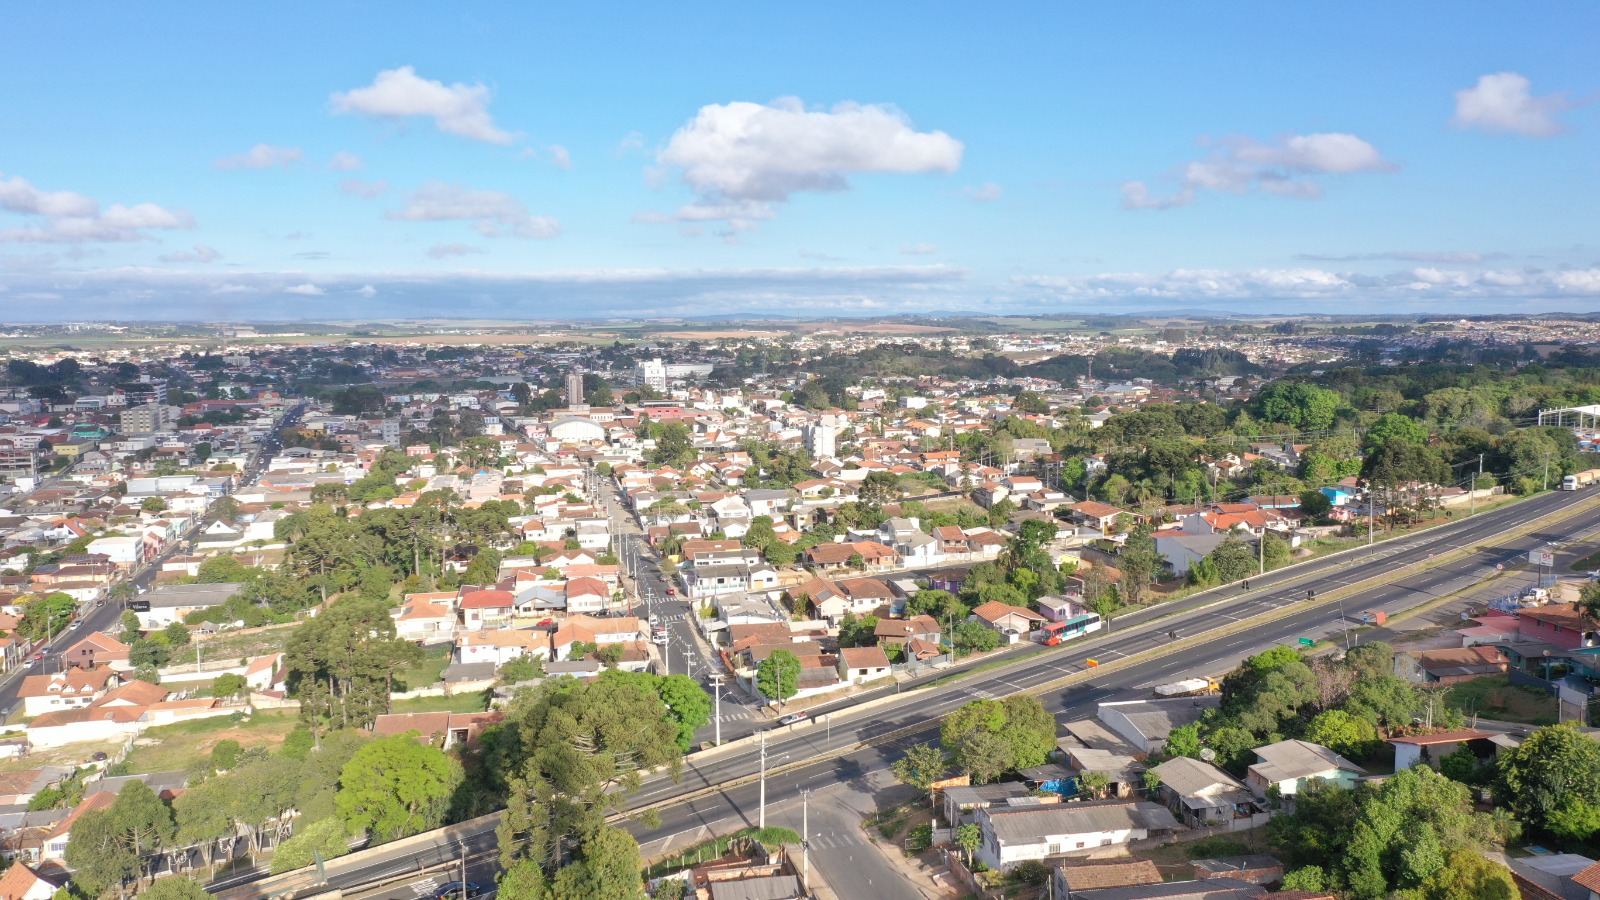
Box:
[1529,549,1555,567]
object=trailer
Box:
[1151,677,1217,698]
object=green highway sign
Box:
[1298,637,1315,647]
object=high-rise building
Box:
[637,359,668,393]
[566,370,586,408]
[806,413,840,460]
[119,402,171,435]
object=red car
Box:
[665,587,676,596]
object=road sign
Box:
[1529,550,1555,567]
[1298,637,1315,647]
[1085,658,1099,667]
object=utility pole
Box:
[1545,454,1552,492]
[710,673,723,746]
[1470,454,1483,516]
[801,788,810,885]
[758,730,768,830]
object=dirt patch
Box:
[651,330,787,340]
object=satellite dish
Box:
[1460,612,1471,622]
[1200,748,1216,762]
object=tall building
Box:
[806,413,840,460]
[380,419,402,445]
[566,370,586,408]
[119,403,170,435]
[637,359,668,393]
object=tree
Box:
[1298,489,1333,519]
[335,733,464,842]
[547,824,644,900]
[892,743,950,806]
[1089,592,1119,632]
[1255,382,1343,430]
[19,592,76,641]
[163,621,191,646]
[269,817,353,873]
[655,674,713,752]
[1164,723,1201,760]
[951,620,1000,656]
[498,858,550,900]
[837,612,880,648]
[1365,412,1428,450]
[1579,581,1600,626]
[1281,866,1328,892]
[1078,771,1110,799]
[209,672,248,698]
[114,778,176,878]
[1304,709,1377,760]
[757,649,800,707]
[1418,849,1517,900]
[141,496,167,513]
[1206,536,1258,583]
[954,823,981,865]
[1498,722,1600,842]
[65,807,138,897]
[941,697,1054,782]
[1118,524,1162,604]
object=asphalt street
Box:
[311,486,1600,900]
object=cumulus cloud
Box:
[331,66,512,144]
[0,173,195,243]
[340,178,389,199]
[388,181,559,238]
[1453,72,1576,137]
[427,243,485,259]
[355,284,377,297]
[158,245,220,264]
[1123,132,1395,209]
[547,144,572,170]
[615,131,646,156]
[284,283,324,295]
[329,151,364,171]
[963,182,1003,202]
[654,97,963,228]
[901,243,938,255]
[214,144,303,170]
[1294,250,1510,265]
[1017,264,1600,303]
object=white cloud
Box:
[284,283,324,296]
[331,66,512,144]
[1123,132,1395,209]
[901,243,938,255]
[214,144,303,170]
[1453,72,1575,137]
[655,97,963,227]
[0,173,195,243]
[158,245,221,264]
[548,144,572,170]
[388,181,559,238]
[329,151,364,171]
[355,284,377,297]
[963,182,1002,202]
[340,178,389,199]
[427,243,484,259]
[615,131,646,156]
[1017,264,1600,303]
[1294,250,1508,265]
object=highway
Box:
[283,485,1600,900]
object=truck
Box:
[1561,469,1600,490]
[1152,677,1217,698]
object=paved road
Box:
[293,487,1600,900]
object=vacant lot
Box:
[119,710,301,775]
[1446,674,1557,726]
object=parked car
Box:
[776,711,809,726]
[647,614,660,626]
[433,883,481,900]
[665,587,676,596]
[90,751,108,762]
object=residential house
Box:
[59,632,130,671]
[133,582,244,629]
[1153,532,1228,578]
[457,589,516,630]
[393,593,457,643]
[1244,739,1365,797]
[371,710,504,749]
[1514,603,1599,651]
[969,600,1046,640]
[0,860,59,900]
[804,540,897,572]
[874,615,941,654]
[942,782,1033,826]
[972,799,1183,870]
[1387,730,1496,772]
[1069,501,1130,535]
[1150,756,1254,827]
[564,577,610,614]
[16,666,120,717]
[837,647,891,684]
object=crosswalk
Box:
[804,829,869,851]
[410,877,438,898]
[713,708,753,722]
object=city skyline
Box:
[1,2,1596,320]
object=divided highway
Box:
[279,487,1600,900]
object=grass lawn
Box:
[119,709,300,775]
[1570,549,1600,572]
[397,645,452,691]
[388,690,491,715]
[1446,674,1557,726]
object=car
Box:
[433,883,482,900]
[647,614,660,626]
[651,630,669,645]
[69,620,81,630]
[32,652,43,661]
[96,599,105,608]
[23,660,35,669]
[536,619,555,627]
[90,751,107,762]
[776,711,809,726]
[665,587,677,596]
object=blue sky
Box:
[1,2,1596,321]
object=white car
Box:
[651,630,669,645]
